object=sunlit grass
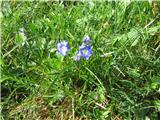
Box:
[1,1,160,120]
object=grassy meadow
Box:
[1,1,160,120]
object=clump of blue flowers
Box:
[73,36,92,61]
[57,35,93,61]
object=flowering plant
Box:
[56,35,93,61]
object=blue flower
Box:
[79,44,92,60]
[57,41,70,56]
[83,35,91,43]
[73,51,81,61]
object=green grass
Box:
[1,1,160,120]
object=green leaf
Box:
[154,100,160,111]
[151,76,160,84]
[150,76,160,89]
[127,68,141,78]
